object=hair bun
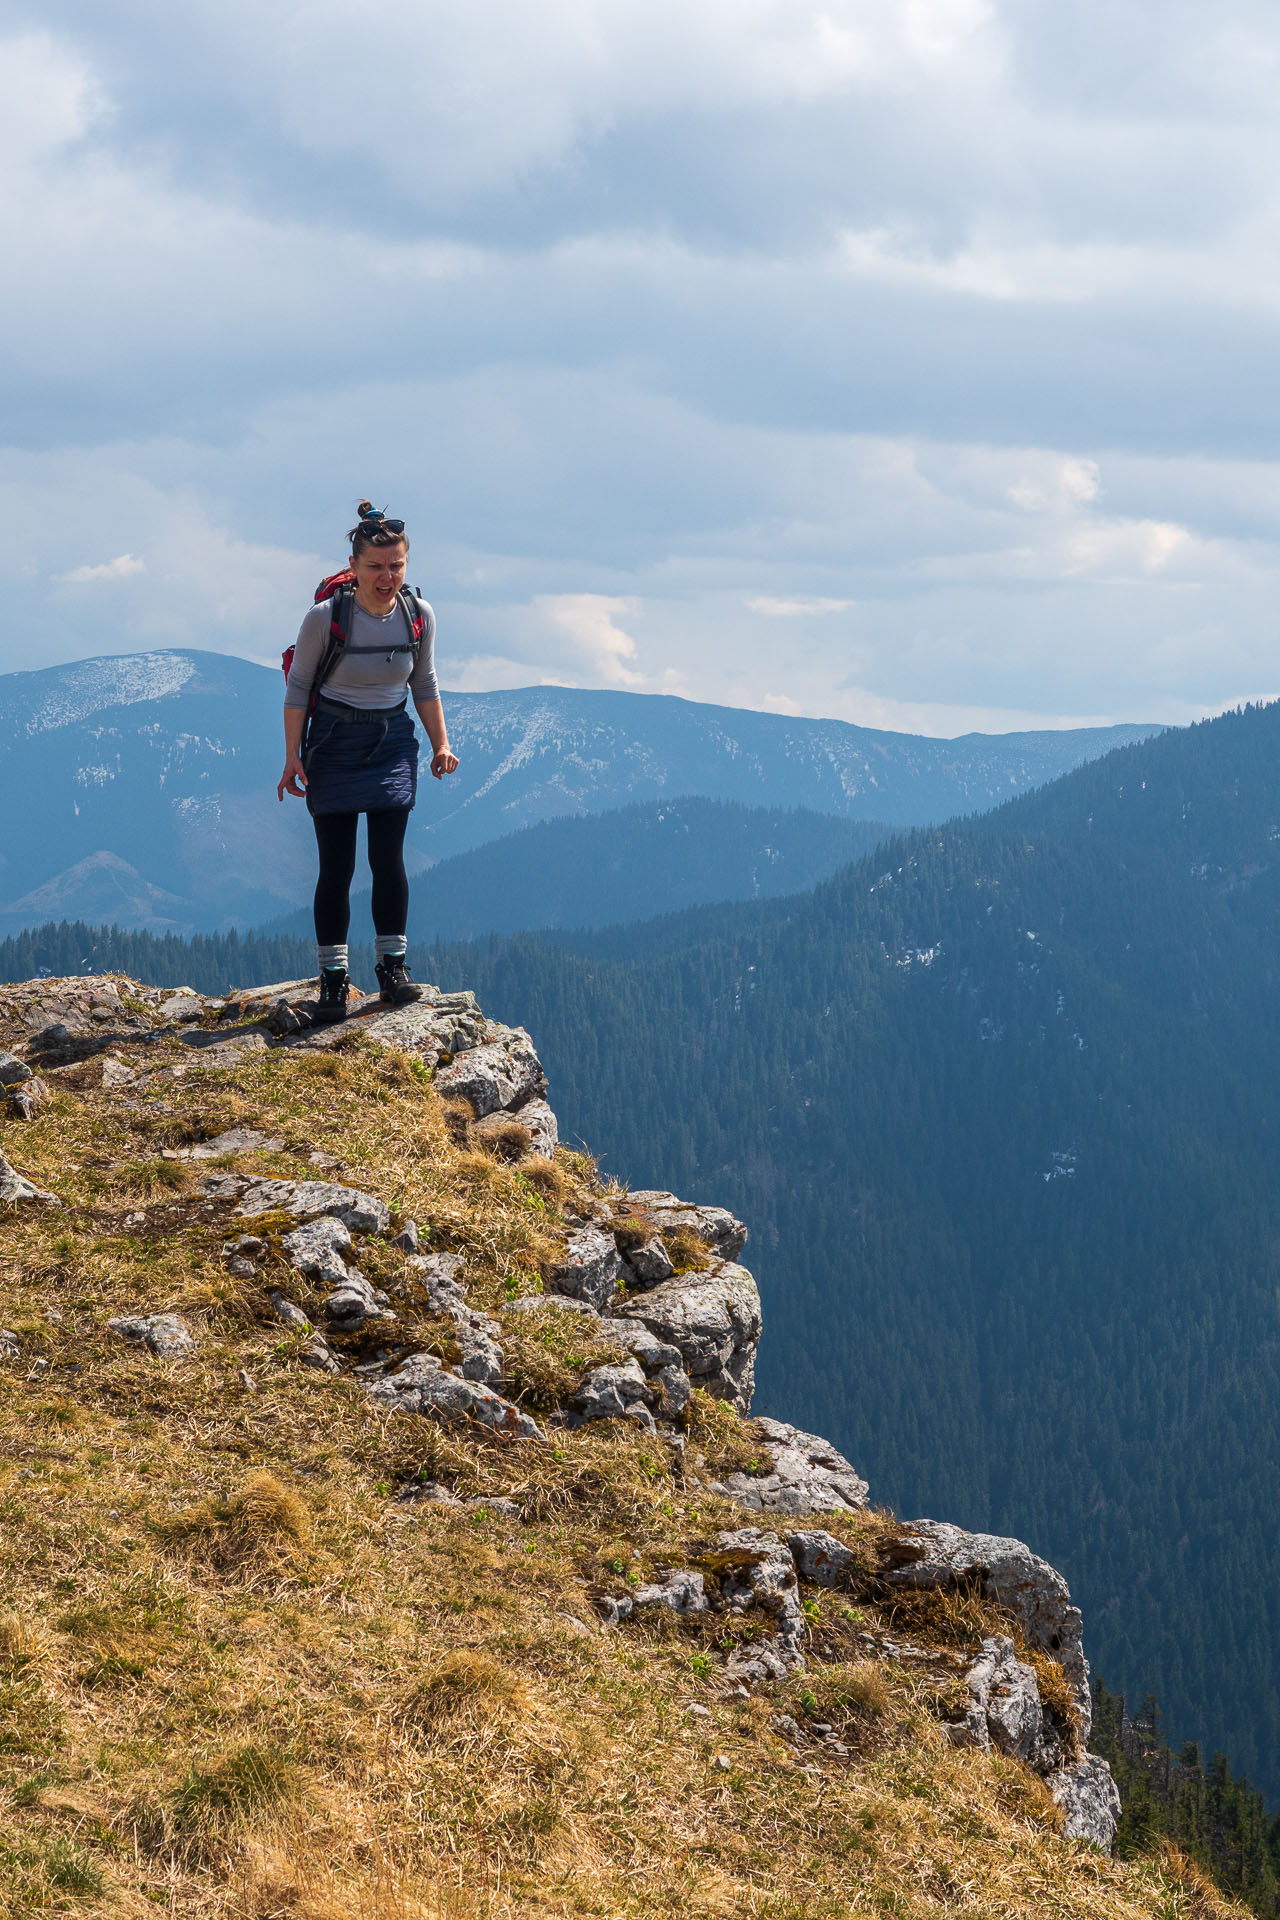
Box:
[356,498,375,519]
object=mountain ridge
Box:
[0,648,1160,932]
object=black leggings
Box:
[312,808,411,945]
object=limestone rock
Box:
[283,999,448,1055]
[568,1359,656,1432]
[0,1151,60,1208]
[620,1234,674,1286]
[269,1292,313,1333]
[701,1528,807,1682]
[879,1520,1091,1734]
[108,1312,195,1359]
[434,1030,545,1119]
[100,1057,139,1091]
[300,1338,341,1373]
[219,979,318,1022]
[702,1529,805,1650]
[952,1637,1046,1765]
[157,993,205,1023]
[655,1362,693,1415]
[725,1419,869,1516]
[324,1272,393,1331]
[615,1260,761,1412]
[408,1253,503,1384]
[366,1351,543,1441]
[178,1126,284,1161]
[632,1569,709,1616]
[503,1293,598,1317]
[595,1318,693,1414]
[180,1032,270,1068]
[786,1528,857,1586]
[597,1318,683,1371]
[627,1191,748,1261]
[724,1636,805,1685]
[283,1216,354,1288]
[0,1051,32,1088]
[511,1096,558,1157]
[203,1173,391,1236]
[6,1078,45,1120]
[464,1495,523,1519]
[550,1223,624,1312]
[1046,1756,1121,1851]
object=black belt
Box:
[313,696,408,723]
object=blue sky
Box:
[3,0,1279,734]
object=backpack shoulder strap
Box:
[397,586,425,652]
[313,582,353,694]
[329,581,355,649]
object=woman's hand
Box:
[278,753,308,800]
[431,747,460,780]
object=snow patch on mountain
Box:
[18,653,196,735]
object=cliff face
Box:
[0,971,1240,1919]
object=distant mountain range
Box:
[0,648,1159,934]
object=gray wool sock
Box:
[317,943,349,972]
[375,935,408,961]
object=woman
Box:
[277,502,459,1024]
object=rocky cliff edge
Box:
[0,971,1231,1919]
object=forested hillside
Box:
[1091,1681,1280,1914]
[407,703,1280,1797]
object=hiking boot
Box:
[310,967,349,1025]
[376,956,423,1007]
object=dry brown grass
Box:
[473,1119,534,1164]
[157,1469,314,1572]
[1156,1844,1250,1919]
[0,983,1257,1920]
[659,1223,712,1273]
[516,1157,565,1204]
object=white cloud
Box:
[61,552,145,584]
[747,596,855,616]
[0,31,103,164]
[5,3,1280,736]
[532,594,645,688]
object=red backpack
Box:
[282,571,426,739]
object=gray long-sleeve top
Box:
[284,595,439,711]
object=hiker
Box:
[277,501,459,1024]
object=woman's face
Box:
[351,538,408,612]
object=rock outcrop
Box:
[0,1149,60,1207]
[615,1259,761,1412]
[0,966,1122,1858]
[720,1418,869,1515]
[878,1518,1091,1733]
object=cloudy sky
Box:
[3,0,1279,734]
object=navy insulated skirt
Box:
[304,700,419,816]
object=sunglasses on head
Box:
[359,510,405,536]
